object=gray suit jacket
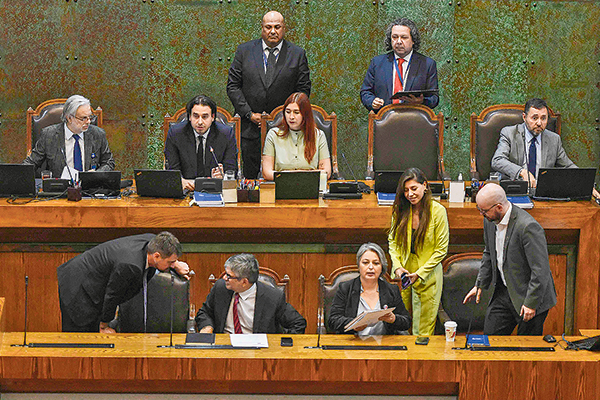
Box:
[475,206,557,315]
[23,123,115,178]
[491,123,575,180]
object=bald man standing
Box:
[464,184,556,335]
[227,11,311,179]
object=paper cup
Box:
[444,321,457,342]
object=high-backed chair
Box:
[209,266,289,299]
[437,253,492,333]
[319,265,400,333]
[470,104,561,180]
[27,98,103,152]
[368,104,448,181]
[117,270,190,333]
[260,105,339,178]
[163,106,242,174]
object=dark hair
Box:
[384,17,421,52]
[147,231,182,258]
[389,167,432,253]
[225,253,260,284]
[356,242,388,276]
[186,94,217,120]
[276,92,318,163]
[524,98,548,115]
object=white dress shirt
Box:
[262,40,283,72]
[495,202,513,286]
[224,283,257,334]
[194,128,210,154]
[523,126,542,178]
[64,124,85,170]
[392,50,413,91]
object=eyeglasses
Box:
[476,203,500,215]
[73,115,97,123]
[224,272,242,281]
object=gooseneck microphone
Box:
[341,152,370,194]
[305,275,325,349]
[60,148,76,187]
[11,276,29,347]
[209,146,225,178]
[521,131,532,196]
[158,271,176,348]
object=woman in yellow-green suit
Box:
[388,167,449,336]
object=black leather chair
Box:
[320,265,401,334]
[163,106,242,173]
[209,266,289,299]
[368,104,449,181]
[117,270,190,333]
[470,104,561,180]
[437,253,492,333]
[260,104,339,178]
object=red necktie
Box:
[393,58,405,104]
[232,293,242,334]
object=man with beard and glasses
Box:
[360,17,439,112]
[463,184,557,335]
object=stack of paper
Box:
[377,192,395,206]
[191,191,225,207]
[343,307,395,332]
[507,196,534,209]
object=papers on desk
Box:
[191,191,224,207]
[377,192,395,206]
[344,307,395,332]
[507,195,534,209]
[467,334,490,346]
[229,333,269,348]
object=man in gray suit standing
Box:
[464,183,557,335]
[23,94,115,178]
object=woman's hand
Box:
[379,310,396,324]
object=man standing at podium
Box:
[464,184,557,335]
[360,17,439,112]
[58,232,190,333]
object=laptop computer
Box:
[79,171,122,197]
[374,170,403,193]
[533,168,596,201]
[274,170,320,200]
[135,169,185,198]
[0,164,36,197]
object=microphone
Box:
[209,146,225,178]
[452,288,477,350]
[12,276,29,347]
[340,152,370,194]
[521,131,532,196]
[158,271,176,348]
[305,275,325,349]
[60,148,82,201]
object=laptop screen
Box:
[0,164,36,197]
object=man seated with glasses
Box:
[195,253,307,334]
[23,94,115,178]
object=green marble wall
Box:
[0,0,598,181]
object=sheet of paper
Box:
[344,307,396,332]
[229,333,269,348]
[61,166,79,181]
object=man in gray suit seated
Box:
[23,94,115,177]
[491,97,599,199]
[463,184,556,335]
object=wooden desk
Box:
[0,195,599,334]
[1,332,599,398]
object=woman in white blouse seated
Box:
[261,92,332,181]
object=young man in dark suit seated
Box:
[195,253,306,334]
[164,94,238,192]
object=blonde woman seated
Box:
[261,92,332,181]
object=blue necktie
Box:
[527,137,537,179]
[73,134,83,171]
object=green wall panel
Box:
[0,0,598,184]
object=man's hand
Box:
[182,178,195,192]
[199,326,214,334]
[250,113,262,126]
[372,97,384,110]
[592,187,600,201]
[463,286,482,304]
[520,305,536,322]
[519,169,537,188]
[99,322,116,334]
[211,164,224,179]
[172,261,191,280]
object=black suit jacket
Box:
[23,123,115,178]
[195,279,307,334]
[164,120,238,179]
[476,206,557,314]
[328,277,412,334]
[57,234,154,327]
[227,39,311,140]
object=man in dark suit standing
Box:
[164,94,238,191]
[227,11,311,178]
[360,17,439,112]
[23,94,115,178]
[57,232,191,333]
[196,253,306,334]
[463,184,557,335]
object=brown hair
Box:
[277,92,317,163]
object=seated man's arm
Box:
[94,129,115,171]
[277,300,307,334]
[221,125,238,174]
[491,127,523,180]
[164,127,182,171]
[195,287,218,333]
[554,135,576,169]
[23,133,48,169]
